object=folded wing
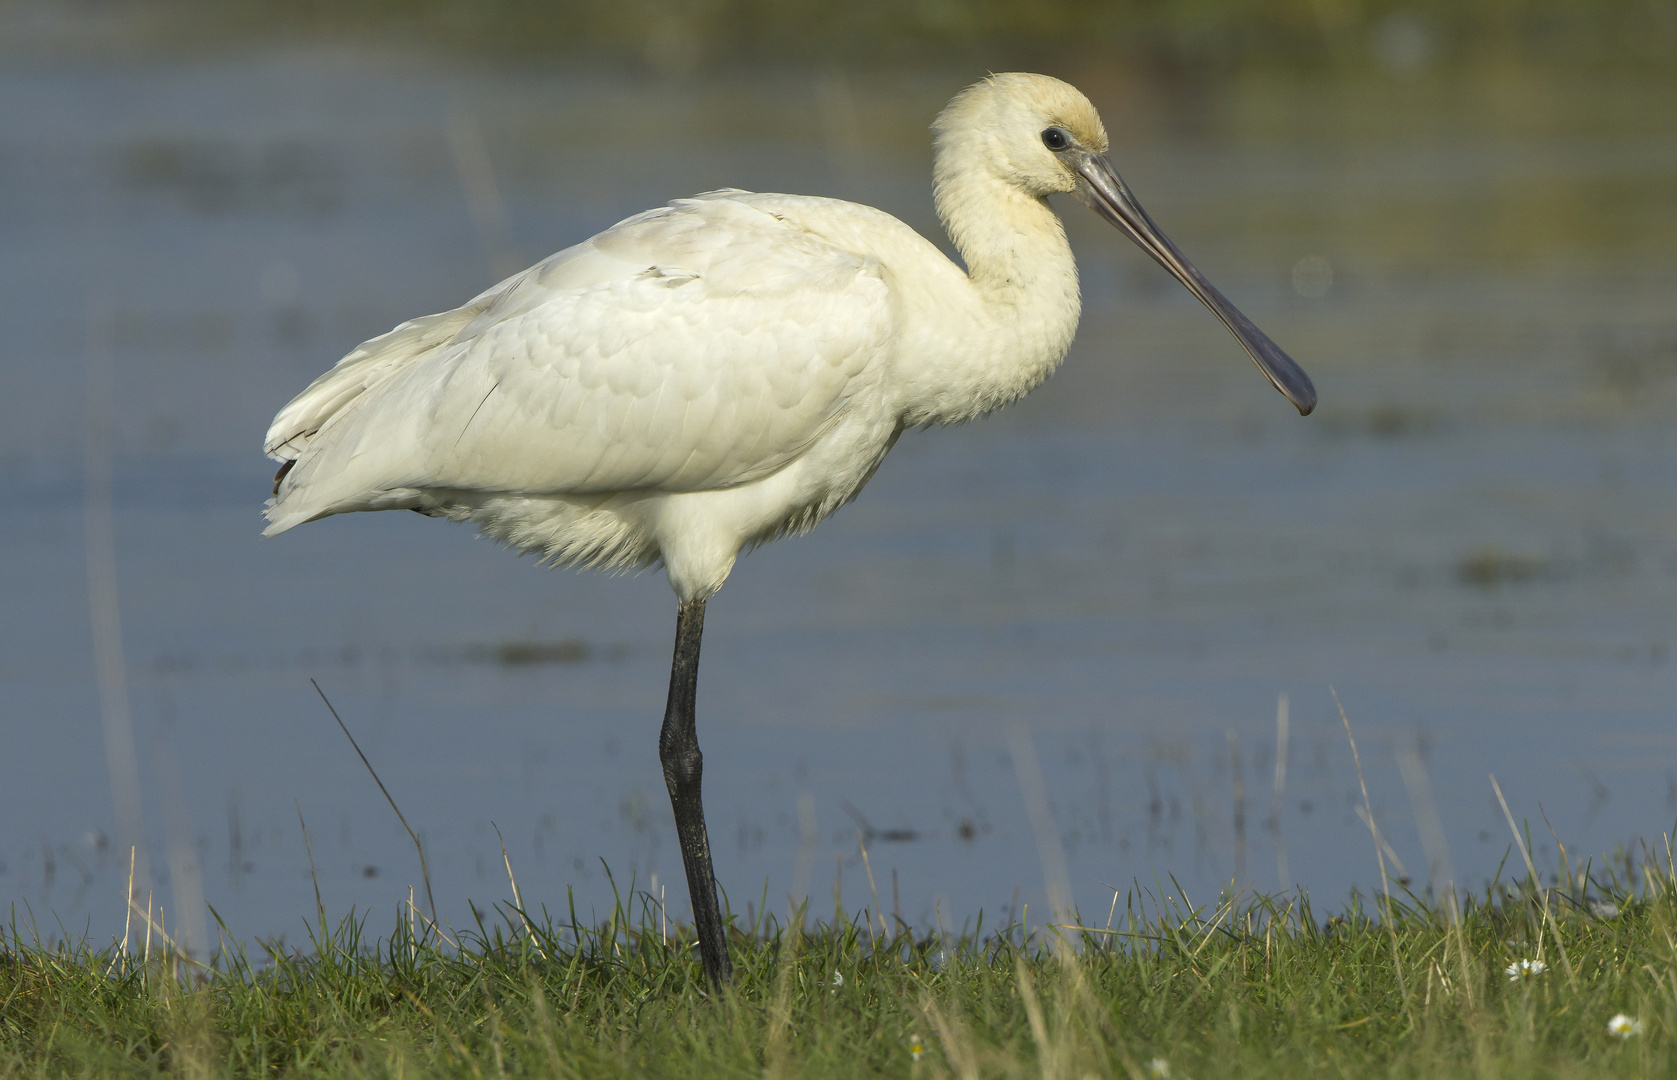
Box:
[265,194,894,535]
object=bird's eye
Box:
[1041,127,1071,152]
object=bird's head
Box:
[935,73,1317,417]
[933,73,1109,198]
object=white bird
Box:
[264,73,1315,988]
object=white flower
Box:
[1504,958,1547,980]
[1147,1059,1171,1078]
[831,969,844,987]
[909,1034,924,1062]
[1608,1013,1643,1039]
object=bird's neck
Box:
[900,163,1082,426]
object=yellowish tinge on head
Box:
[935,72,1108,154]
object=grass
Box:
[3,848,1675,1078]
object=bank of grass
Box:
[50,0,1677,73]
[2,852,1675,1079]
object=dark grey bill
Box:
[1069,151,1317,416]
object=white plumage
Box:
[264,73,1313,987]
[266,192,924,598]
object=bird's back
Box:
[264,191,908,539]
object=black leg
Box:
[659,598,733,989]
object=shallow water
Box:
[3,45,1677,954]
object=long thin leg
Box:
[659,598,732,989]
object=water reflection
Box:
[1,48,1675,951]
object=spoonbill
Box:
[263,73,1316,989]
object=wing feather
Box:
[265,195,894,534]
